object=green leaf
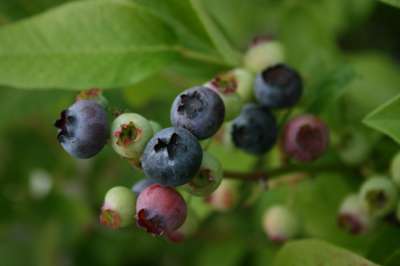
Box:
[363,93,400,144]
[380,0,400,8]
[132,0,214,54]
[0,0,178,89]
[0,0,73,23]
[274,239,379,266]
[385,249,400,266]
[189,0,241,66]
[306,64,356,114]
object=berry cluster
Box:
[54,39,330,241]
[337,152,400,235]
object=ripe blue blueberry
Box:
[171,86,225,140]
[231,104,278,155]
[141,127,203,186]
[254,64,303,109]
[54,100,109,159]
[132,178,159,196]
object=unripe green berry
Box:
[244,40,285,73]
[206,180,238,211]
[200,138,212,150]
[111,113,153,161]
[359,176,398,218]
[149,120,162,134]
[337,194,374,234]
[338,130,370,166]
[390,152,400,188]
[232,68,254,102]
[184,152,223,196]
[262,205,299,243]
[206,72,243,121]
[100,186,136,229]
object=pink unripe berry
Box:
[282,115,329,162]
[136,184,187,236]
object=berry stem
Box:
[223,163,358,183]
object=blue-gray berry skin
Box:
[231,104,278,155]
[171,86,225,140]
[132,178,159,196]
[141,127,203,186]
[254,64,302,109]
[55,100,109,159]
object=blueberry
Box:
[54,100,109,159]
[171,86,225,140]
[184,152,223,196]
[132,178,159,196]
[231,104,278,155]
[100,186,136,229]
[337,194,374,235]
[254,64,302,108]
[244,38,285,73]
[141,127,203,186]
[111,113,154,162]
[359,176,398,218]
[206,72,243,121]
[282,115,329,162]
[262,205,299,243]
[136,184,187,235]
[206,180,238,212]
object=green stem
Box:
[173,46,235,67]
[224,163,358,181]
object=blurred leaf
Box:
[306,64,356,114]
[385,249,400,266]
[363,94,400,144]
[132,0,214,54]
[380,0,400,8]
[189,0,241,65]
[366,225,400,264]
[0,0,178,89]
[0,0,73,23]
[343,53,400,122]
[274,239,378,266]
[195,240,246,266]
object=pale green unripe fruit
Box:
[149,120,162,134]
[205,72,244,121]
[338,130,370,166]
[244,41,285,73]
[338,194,374,234]
[100,186,136,229]
[184,152,223,196]
[111,113,154,161]
[206,180,239,211]
[262,205,299,243]
[359,176,398,218]
[232,68,254,102]
[390,152,400,187]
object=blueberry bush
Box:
[0,0,400,266]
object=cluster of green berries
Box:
[54,38,331,241]
[338,152,400,234]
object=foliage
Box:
[0,0,400,266]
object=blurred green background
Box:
[0,0,400,265]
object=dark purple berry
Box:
[141,127,202,186]
[254,64,302,109]
[136,184,187,235]
[171,86,225,140]
[54,100,109,159]
[282,115,329,162]
[231,104,278,155]
[132,178,159,196]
